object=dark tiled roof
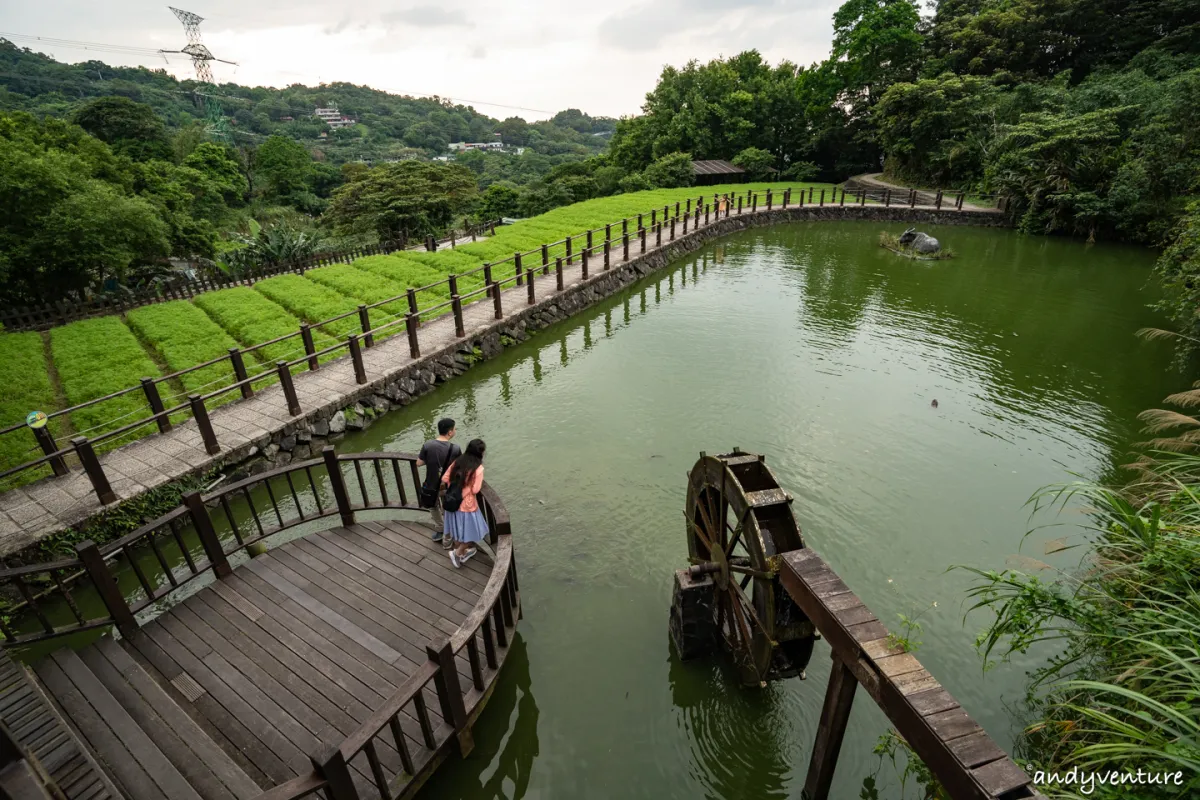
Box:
[691,159,746,175]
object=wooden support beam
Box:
[803,654,858,800]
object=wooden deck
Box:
[26,518,517,800]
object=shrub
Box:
[50,317,163,449]
[0,332,61,483]
[731,147,777,181]
[193,287,337,366]
[126,301,243,401]
[643,152,695,188]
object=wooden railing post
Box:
[603,240,611,270]
[490,279,503,319]
[405,314,421,358]
[428,640,474,757]
[935,190,943,210]
[656,223,662,247]
[33,427,68,477]
[526,273,535,305]
[802,655,858,800]
[670,218,676,240]
[300,323,319,372]
[75,540,139,637]
[581,248,589,279]
[587,229,594,252]
[752,193,757,212]
[189,395,220,455]
[682,209,688,233]
[276,361,301,416]
[72,437,116,505]
[637,213,644,231]
[348,336,367,384]
[767,190,773,210]
[651,209,657,227]
[452,295,466,336]
[483,263,494,297]
[406,288,419,323]
[323,446,356,527]
[541,244,549,273]
[640,227,647,253]
[311,747,358,800]
[141,378,171,434]
[623,233,630,261]
[910,188,917,208]
[556,257,564,291]
[514,253,523,287]
[839,188,846,206]
[358,304,373,348]
[185,492,232,578]
[229,348,253,399]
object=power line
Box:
[0,32,178,61]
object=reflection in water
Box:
[669,641,791,800]
[422,636,539,798]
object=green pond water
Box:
[15,220,1178,799]
[325,220,1179,799]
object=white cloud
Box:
[2,0,842,119]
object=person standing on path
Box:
[442,439,489,568]
[416,418,461,548]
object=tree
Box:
[255,135,313,199]
[830,0,923,109]
[324,161,477,240]
[643,152,695,188]
[731,147,777,180]
[182,142,248,205]
[71,96,172,162]
[497,117,531,146]
[475,182,520,220]
[618,172,651,193]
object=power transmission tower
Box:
[160,6,237,143]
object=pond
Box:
[322,220,1180,798]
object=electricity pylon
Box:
[161,7,237,143]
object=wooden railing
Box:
[0,220,501,333]
[0,448,483,647]
[0,189,997,500]
[293,481,518,800]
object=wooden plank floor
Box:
[0,646,119,799]
[122,518,493,794]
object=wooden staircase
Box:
[33,638,261,800]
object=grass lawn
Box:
[253,274,363,340]
[0,332,62,484]
[127,301,245,407]
[49,317,164,451]
[193,287,339,368]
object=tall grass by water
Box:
[961,414,1200,797]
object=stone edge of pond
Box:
[2,206,1005,565]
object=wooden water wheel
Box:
[685,449,816,687]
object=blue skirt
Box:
[444,509,489,545]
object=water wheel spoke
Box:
[728,564,774,580]
[723,508,750,558]
[730,578,773,643]
[683,512,717,554]
[726,587,762,678]
[692,495,723,556]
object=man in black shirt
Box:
[416,418,461,548]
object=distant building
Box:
[280,115,294,121]
[448,141,504,152]
[314,106,357,129]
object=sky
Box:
[1,0,844,120]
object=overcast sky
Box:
[2,1,844,120]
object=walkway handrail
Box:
[277,480,520,800]
[0,448,432,647]
[0,192,999,501]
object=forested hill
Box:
[0,39,615,165]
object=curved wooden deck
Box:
[0,450,521,800]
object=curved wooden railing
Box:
[0,448,501,647]
[253,482,519,800]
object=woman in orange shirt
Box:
[442,438,489,567]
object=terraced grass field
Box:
[0,182,819,480]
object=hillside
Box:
[0,38,615,166]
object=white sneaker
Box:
[449,551,460,568]
[460,548,478,564]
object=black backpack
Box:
[442,466,465,512]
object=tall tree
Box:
[324,161,477,240]
[70,96,172,162]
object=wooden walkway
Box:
[24,518,516,800]
[780,548,1043,800]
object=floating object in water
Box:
[931,399,939,409]
[1043,537,1070,555]
[1005,554,1053,572]
[880,230,954,260]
